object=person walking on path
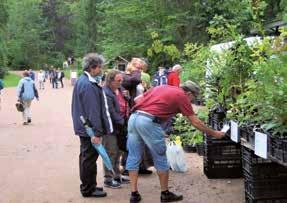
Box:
[29,69,35,81]
[51,68,58,89]
[57,68,65,88]
[167,64,183,87]
[126,81,225,203]
[71,53,113,198]
[102,70,130,189]
[38,70,45,90]
[17,71,39,125]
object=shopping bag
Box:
[166,141,188,173]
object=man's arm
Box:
[187,114,224,139]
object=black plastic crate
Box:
[196,143,204,156]
[204,158,242,179]
[245,193,287,203]
[242,147,287,179]
[208,110,226,130]
[244,172,287,200]
[203,160,242,179]
[269,135,287,164]
[205,132,234,145]
[205,142,241,160]
[240,126,255,147]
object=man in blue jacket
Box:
[17,71,39,125]
[71,53,113,198]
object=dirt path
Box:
[0,75,244,203]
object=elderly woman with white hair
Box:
[167,64,183,87]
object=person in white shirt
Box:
[38,70,45,90]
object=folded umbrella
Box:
[80,116,115,175]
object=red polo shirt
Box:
[133,85,194,120]
[167,71,180,87]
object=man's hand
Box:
[212,131,225,139]
[91,136,102,144]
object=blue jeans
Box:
[126,112,168,172]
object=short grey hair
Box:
[105,70,121,86]
[82,53,105,71]
[172,64,183,72]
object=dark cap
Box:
[181,80,200,96]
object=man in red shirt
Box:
[126,81,225,203]
[167,64,183,87]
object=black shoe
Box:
[121,170,129,176]
[27,118,31,123]
[161,191,183,202]
[23,122,29,125]
[138,169,152,175]
[130,191,141,203]
[104,179,121,189]
[82,188,107,198]
[114,176,130,184]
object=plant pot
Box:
[196,143,204,156]
[183,144,196,153]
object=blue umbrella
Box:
[80,116,115,175]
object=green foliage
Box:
[173,109,206,146]
[181,43,210,95]
[147,32,180,73]
[205,36,257,110]
[2,72,21,87]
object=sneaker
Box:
[82,188,107,198]
[130,191,141,203]
[115,176,130,184]
[104,180,121,189]
[161,191,183,202]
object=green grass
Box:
[3,72,21,87]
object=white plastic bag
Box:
[166,141,188,173]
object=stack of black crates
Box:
[242,146,287,202]
[204,107,242,178]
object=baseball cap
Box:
[181,80,200,97]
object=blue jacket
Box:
[17,77,38,101]
[103,86,125,131]
[71,72,113,137]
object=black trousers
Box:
[79,136,99,195]
[59,78,64,88]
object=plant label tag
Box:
[231,121,239,143]
[221,124,230,133]
[254,131,268,159]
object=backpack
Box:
[152,70,168,87]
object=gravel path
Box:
[0,75,244,203]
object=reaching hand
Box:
[212,131,225,139]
